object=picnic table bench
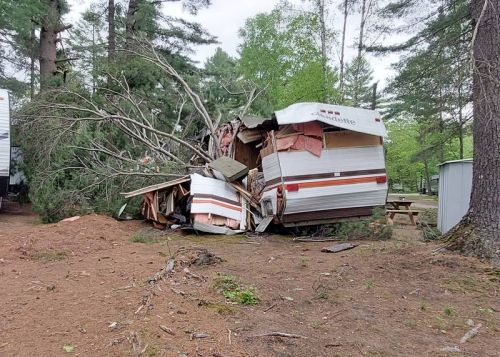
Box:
[386,199,421,225]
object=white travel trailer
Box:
[259,102,388,226]
[0,89,10,205]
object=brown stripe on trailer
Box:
[265,168,386,186]
[282,206,375,224]
[193,193,240,207]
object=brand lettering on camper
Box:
[312,111,356,126]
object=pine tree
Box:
[342,55,373,108]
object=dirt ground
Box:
[0,201,498,357]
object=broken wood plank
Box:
[121,176,190,198]
[208,156,248,182]
[321,243,357,253]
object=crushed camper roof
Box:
[274,102,387,137]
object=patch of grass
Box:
[130,232,162,244]
[145,344,158,357]
[420,302,428,311]
[404,319,416,328]
[444,305,456,317]
[213,274,259,305]
[444,275,488,294]
[366,280,375,289]
[317,290,329,300]
[34,250,67,262]
[299,255,309,268]
[418,209,440,240]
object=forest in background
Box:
[0,0,473,222]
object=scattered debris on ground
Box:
[321,242,358,253]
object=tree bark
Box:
[39,0,70,91]
[30,25,36,99]
[357,0,367,60]
[339,0,349,101]
[39,0,60,90]
[444,0,500,264]
[125,0,140,51]
[316,0,327,102]
[108,0,116,61]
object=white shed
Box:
[438,159,473,233]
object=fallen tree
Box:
[17,39,262,222]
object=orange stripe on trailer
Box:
[285,175,386,191]
[192,199,242,212]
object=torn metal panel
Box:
[274,102,387,137]
[238,115,271,129]
[190,174,242,221]
[321,243,358,253]
[255,216,274,233]
[193,221,244,235]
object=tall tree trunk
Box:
[39,0,60,90]
[91,23,97,93]
[316,0,327,102]
[39,0,70,91]
[30,25,36,99]
[357,0,367,60]
[457,77,464,159]
[108,0,116,61]
[371,82,377,110]
[125,0,140,50]
[423,156,432,195]
[339,0,349,102]
[445,0,500,263]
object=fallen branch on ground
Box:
[251,332,308,339]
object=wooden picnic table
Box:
[387,199,414,210]
[386,199,420,225]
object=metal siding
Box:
[0,89,10,178]
[438,161,473,233]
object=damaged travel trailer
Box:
[0,89,10,207]
[258,103,388,226]
[123,102,388,233]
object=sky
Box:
[66,0,400,89]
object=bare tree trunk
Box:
[445,0,500,263]
[357,0,367,60]
[108,0,116,61]
[39,0,71,91]
[371,82,377,110]
[339,0,349,101]
[316,0,327,102]
[125,0,140,51]
[457,78,464,159]
[423,157,432,195]
[30,25,36,99]
[39,0,59,90]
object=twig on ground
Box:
[251,332,308,339]
[263,303,277,312]
[292,237,341,242]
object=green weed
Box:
[420,302,428,311]
[213,274,259,305]
[130,232,162,244]
[444,305,456,317]
[366,280,375,289]
[34,250,67,262]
